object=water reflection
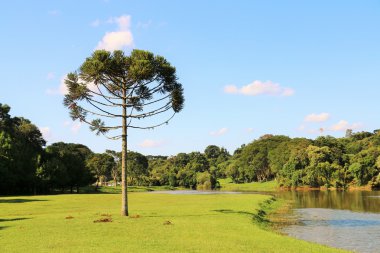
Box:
[278,191,380,253]
[282,208,380,253]
[277,190,380,213]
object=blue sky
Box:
[1,0,379,155]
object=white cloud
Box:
[298,124,306,131]
[63,120,82,134]
[224,80,294,97]
[138,139,164,148]
[329,120,363,132]
[46,72,55,80]
[96,15,134,51]
[39,127,52,141]
[91,19,101,27]
[46,75,98,96]
[137,20,152,29]
[304,113,330,122]
[224,85,238,94]
[297,125,325,135]
[59,76,69,94]
[210,127,228,136]
[246,128,254,133]
[45,76,67,95]
[48,10,60,16]
[71,121,82,134]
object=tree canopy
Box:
[63,49,185,216]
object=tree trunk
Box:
[114,177,117,189]
[121,89,129,216]
[95,180,99,192]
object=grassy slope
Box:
[0,193,346,253]
[219,178,278,192]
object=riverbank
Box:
[0,193,346,252]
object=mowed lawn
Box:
[0,193,346,253]
[219,178,279,192]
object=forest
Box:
[2,102,380,195]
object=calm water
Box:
[278,191,380,253]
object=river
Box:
[277,190,380,253]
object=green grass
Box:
[219,178,278,192]
[0,193,346,253]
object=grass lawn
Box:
[0,193,346,253]
[219,178,278,192]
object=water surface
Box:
[278,191,380,253]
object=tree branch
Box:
[86,99,122,117]
[101,132,122,140]
[128,113,176,129]
[129,101,171,118]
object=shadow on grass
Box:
[143,213,219,218]
[212,209,255,216]
[0,217,31,223]
[0,218,31,231]
[80,186,176,195]
[0,199,48,204]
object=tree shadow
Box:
[0,199,48,204]
[0,217,31,223]
[0,218,30,231]
[212,209,255,216]
[142,213,219,218]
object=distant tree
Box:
[349,147,380,185]
[40,142,94,193]
[127,151,149,185]
[87,153,115,190]
[345,129,353,138]
[187,152,209,173]
[351,131,374,141]
[204,145,221,159]
[148,157,171,186]
[106,150,121,187]
[63,49,184,216]
[172,153,190,168]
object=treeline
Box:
[85,146,231,191]
[225,132,380,189]
[0,103,230,195]
[3,102,380,195]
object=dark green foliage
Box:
[63,49,185,134]
[87,152,115,190]
[3,99,380,193]
[0,103,97,195]
[0,104,46,195]
[39,142,94,193]
[222,133,380,189]
[127,151,149,185]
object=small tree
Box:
[63,49,184,216]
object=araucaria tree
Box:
[63,49,184,216]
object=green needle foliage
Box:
[63,49,185,216]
